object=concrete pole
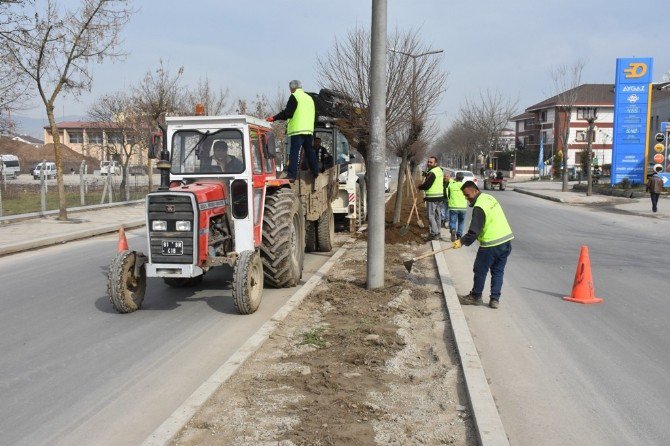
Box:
[366,0,387,290]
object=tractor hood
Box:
[170,180,228,208]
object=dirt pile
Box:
[383,191,429,245]
[0,137,98,173]
[173,242,475,446]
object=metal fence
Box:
[0,160,157,217]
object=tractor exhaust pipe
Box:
[157,124,171,191]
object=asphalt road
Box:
[444,190,670,445]
[0,230,339,446]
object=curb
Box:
[513,187,564,203]
[432,240,510,446]
[0,219,146,257]
[141,237,356,446]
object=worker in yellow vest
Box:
[452,181,514,309]
[266,80,319,180]
[417,156,444,241]
[446,171,468,241]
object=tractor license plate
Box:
[162,240,183,256]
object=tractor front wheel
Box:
[107,250,146,313]
[232,250,264,314]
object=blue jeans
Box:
[287,134,319,180]
[441,201,449,226]
[449,209,466,237]
[471,241,512,300]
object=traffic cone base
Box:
[563,245,603,305]
[117,227,129,252]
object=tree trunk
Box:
[46,107,68,220]
[147,157,153,192]
[392,154,408,225]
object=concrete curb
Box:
[0,199,144,225]
[0,219,146,256]
[432,240,510,446]
[141,237,356,446]
[513,187,564,203]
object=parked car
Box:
[447,169,478,185]
[33,162,57,179]
[384,170,391,192]
[100,160,121,175]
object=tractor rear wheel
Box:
[305,220,317,253]
[232,250,264,314]
[108,250,146,313]
[261,188,305,288]
[316,205,334,252]
[163,275,203,288]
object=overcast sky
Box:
[18,0,670,132]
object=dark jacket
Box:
[272,95,298,121]
[647,174,664,194]
[460,194,485,247]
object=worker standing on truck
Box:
[417,156,444,241]
[452,180,514,309]
[266,80,319,180]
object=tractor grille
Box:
[147,193,196,264]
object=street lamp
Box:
[580,107,598,196]
[388,47,444,139]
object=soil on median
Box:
[173,235,476,445]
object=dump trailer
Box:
[107,114,338,315]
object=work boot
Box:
[450,229,457,242]
[459,294,483,306]
[489,299,500,309]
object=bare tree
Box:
[131,60,185,190]
[0,0,31,127]
[185,76,230,115]
[1,0,132,220]
[550,60,585,192]
[459,89,518,173]
[317,26,447,224]
[88,91,146,193]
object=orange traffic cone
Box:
[117,227,129,252]
[563,245,602,304]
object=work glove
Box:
[265,116,274,122]
[452,240,462,249]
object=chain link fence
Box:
[0,160,157,217]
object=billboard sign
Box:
[611,57,653,185]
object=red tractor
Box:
[107,115,338,314]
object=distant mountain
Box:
[10,114,87,139]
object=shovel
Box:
[403,244,453,273]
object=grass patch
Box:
[301,327,327,348]
[0,188,148,215]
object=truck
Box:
[32,161,57,180]
[107,113,339,315]
[0,154,20,179]
[100,160,121,175]
[309,89,367,233]
[483,171,507,190]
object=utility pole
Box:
[366,0,387,289]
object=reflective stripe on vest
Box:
[287,89,315,136]
[447,180,468,209]
[474,193,514,247]
[425,166,444,198]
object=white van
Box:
[100,160,121,175]
[0,154,20,179]
[33,162,57,180]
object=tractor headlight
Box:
[152,220,167,231]
[175,220,191,232]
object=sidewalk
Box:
[512,180,670,218]
[0,203,145,256]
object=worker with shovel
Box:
[452,181,514,309]
[417,156,444,241]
